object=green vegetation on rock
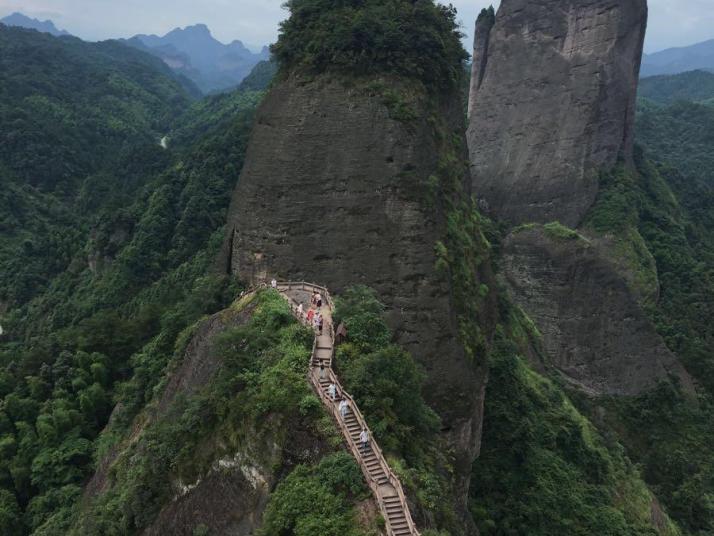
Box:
[429,123,494,363]
[272,0,468,90]
[582,147,714,534]
[66,289,327,534]
[470,330,680,536]
[259,452,369,536]
[334,286,459,532]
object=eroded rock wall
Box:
[222,75,495,529]
[463,0,685,397]
[467,0,647,227]
[502,228,692,395]
[467,9,494,118]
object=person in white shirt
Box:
[339,399,349,418]
[359,429,370,453]
[328,383,337,401]
[314,313,321,332]
[270,278,277,289]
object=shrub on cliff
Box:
[272,0,468,90]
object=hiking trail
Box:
[276,281,421,536]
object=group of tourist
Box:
[293,289,323,334]
[269,278,371,454]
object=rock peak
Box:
[467,0,648,227]
[1,12,70,37]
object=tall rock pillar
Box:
[221,74,497,533]
[467,0,648,227]
[467,7,495,119]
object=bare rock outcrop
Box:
[464,0,688,397]
[467,8,495,118]
[221,74,497,530]
[467,0,648,227]
[502,227,693,395]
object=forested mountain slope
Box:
[638,70,714,105]
[2,3,714,536]
[0,27,263,534]
[637,74,714,186]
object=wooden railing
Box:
[274,280,420,536]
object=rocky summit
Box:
[467,0,648,227]
[221,74,496,529]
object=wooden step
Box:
[280,285,418,536]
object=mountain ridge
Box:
[642,38,714,77]
[0,12,269,94]
[125,23,269,94]
[0,12,70,37]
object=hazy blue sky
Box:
[0,0,712,54]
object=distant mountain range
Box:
[642,39,714,77]
[1,13,269,94]
[124,24,269,94]
[0,12,70,37]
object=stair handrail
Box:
[277,281,420,535]
[310,351,420,535]
[307,370,383,497]
[333,380,419,535]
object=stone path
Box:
[276,281,420,536]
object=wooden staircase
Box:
[276,281,421,536]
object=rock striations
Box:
[502,227,693,396]
[467,8,495,118]
[222,74,495,530]
[467,0,694,396]
[467,0,648,227]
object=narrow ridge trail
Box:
[276,281,421,536]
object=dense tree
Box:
[0,26,261,534]
[272,0,468,90]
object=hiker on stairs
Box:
[339,399,349,418]
[360,428,370,453]
[328,383,337,401]
[313,312,321,332]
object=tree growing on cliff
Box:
[272,0,468,89]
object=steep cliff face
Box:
[502,227,692,395]
[462,0,687,395]
[467,8,495,118]
[222,74,496,528]
[467,0,647,227]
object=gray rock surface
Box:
[502,227,693,395]
[221,74,496,530]
[467,0,648,227]
[467,9,494,118]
